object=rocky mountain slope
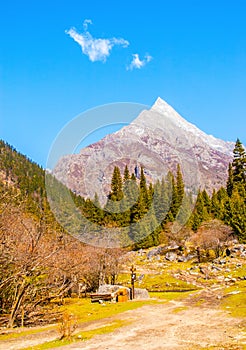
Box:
[53,98,235,202]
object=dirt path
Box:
[55,300,245,350]
[1,294,246,350]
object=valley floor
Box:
[54,291,246,350]
[1,289,246,350]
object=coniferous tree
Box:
[175,191,193,228]
[128,173,139,205]
[176,164,185,208]
[153,177,170,227]
[222,139,246,242]
[105,166,124,224]
[201,189,211,214]
[168,171,178,221]
[224,188,246,242]
[226,163,234,197]
[190,190,209,231]
[123,165,130,182]
[148,182,154,207]
[92,193,104,224]
[139,167,149,209]
[108,166,123,201]
[211,190,221,219]
[232,138,246,184]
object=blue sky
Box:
[1,0,246,167]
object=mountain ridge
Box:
[53,98,236,202]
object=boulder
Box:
[177,256,187,262]
[240,251,246,258]
[98,284,131,299]
[165,252,177,261]
[134,288,149,299]
[147,247,164,259]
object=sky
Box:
[1,0,246,168]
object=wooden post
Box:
[196,246,201,263]
[130,265,136,300]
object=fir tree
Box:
[92,193,104,224]
[176,164,185,208]
[123,165,130,182]
[224,188,246,242]
[108,166,123,201]
[153,178,170,227]
[190,190,209,231]
[105,166,124,224]
[168,172,178,220]
[226,163,234,197]
[148,182,154,206]
[211,190,221,219]
[201,189,211,214]
[232,138,246,184]
[139,167,149,209]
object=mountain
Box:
[53,98,235,202]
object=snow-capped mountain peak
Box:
[150,97,233,155]
[53,97,236,201]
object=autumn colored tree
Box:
[190,220,233,260]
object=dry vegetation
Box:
[0,200,126,328]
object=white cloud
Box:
[83,19,92,31]
[66,20,129,62]
[127,54,152,70]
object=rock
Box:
[147,247,164,259]
[177,254,195,262]
[240,251,246,258]
[177,256,187,262]
[138,249,144,255]
[228,291,241,295]
[185,254,196,261]
[238,276,246,280]
[167,243,180,250]
[98,284,131,299]
[97,284,149,300]
[231,244,246,253]
[134,288,149,299]
[224,277,236,283]
[165,252,177,261]
[189,271,199,276]
[217,276,225,281]
[212,265,222,271]
[238,245,245,252]
[199,266,210,279]
[218,259,227,265]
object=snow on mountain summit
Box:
[150,97,234,155]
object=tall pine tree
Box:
[232,138,246,184]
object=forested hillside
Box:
[189,138,246,242]
[71,139,245,247]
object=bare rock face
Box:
[53,98,234,202]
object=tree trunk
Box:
[8,279,28,328]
